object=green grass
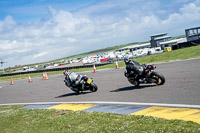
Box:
[1,45,200,82]
[0,105,199,133]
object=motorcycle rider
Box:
[63,69,84,92]
[124,57,145,81]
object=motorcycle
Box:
[64,75,98,93]
[125,64,165,86]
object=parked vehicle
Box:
[148,47,163,55]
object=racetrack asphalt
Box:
[0,58,200,105]
[0,58,200,124]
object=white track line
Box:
[1,101,200,109]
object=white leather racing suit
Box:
[64,72,83,91]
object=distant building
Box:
[129,43,150,52]
[150,33,171,49]
[118,26,200,52]
[160,38,186,50]
[173,26,200,48]
[150,33,188,50]
[118,33,173,52]
[185,26,200,43]
[118,43,150,52]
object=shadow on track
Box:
[110,85,156,92]
[55,91,92,98]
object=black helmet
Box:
[124,58,130,64]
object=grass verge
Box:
[0,105,199,133]
[1,45,200,82]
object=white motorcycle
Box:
[64,75,98,93]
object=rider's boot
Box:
[78,83,84,93]
[139,78,146,83]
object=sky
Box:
[0,0,200,68]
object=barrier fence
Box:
[0,62,112,77]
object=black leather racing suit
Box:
[125,60,144,79]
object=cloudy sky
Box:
[0,0,200,68]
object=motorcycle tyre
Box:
[151,71,165,85]
[128,78,140,87]
[133,81,140,87]
[90,82,98,92]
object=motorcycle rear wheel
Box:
[90,82,98,92]
[151,71,165,85]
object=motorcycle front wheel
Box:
[151,71,165,85]
[90,82,98,92]
[128,78,140,87]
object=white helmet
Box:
[63,69,70,76]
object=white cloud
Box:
[0,40,19,50]
[48,6,57,16]
[160,2,200,34]
[180,3,200,17]
[33,51,48,59]
[15,49,31,53]
[67,37,77,43]
[0,16,16,36]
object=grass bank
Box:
[0,105,199,133]
[1,45,200,82]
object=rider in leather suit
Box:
[124,58,145,80]
[63,69,84,91]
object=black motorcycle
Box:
[65,76,98,93]
[125,64,165,86]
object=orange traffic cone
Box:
[11,77,14,85]
[28,75,32,82]
[115,60,119,69]
[93,64,96,72]
[45,72,48,80]
[43,72,46,79]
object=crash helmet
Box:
[124,57,130,64]
[63,69,70,76]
